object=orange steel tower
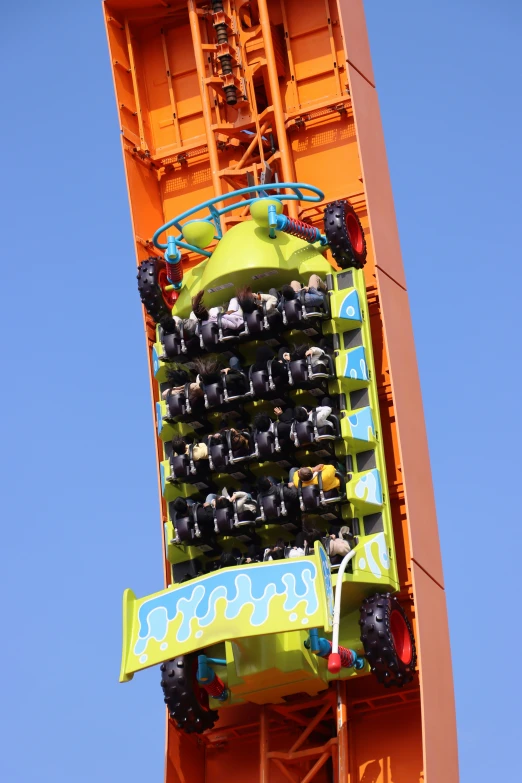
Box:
[104,1,458,780]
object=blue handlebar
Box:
[152,182,325,254]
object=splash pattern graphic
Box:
[318,545,334,625]
[338,289,362,322]
[133,561,319,661]
[353,469,383,507]
[357,533,390,579]
[152,345,160,377]
[160,462,166,494]
[344,346,368,382]
[156,402,163,436]
[348,406,375,442]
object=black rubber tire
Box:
[137,256,175,323]
[160,654,218,734]
[323,200,367,269]
[359,592,417,688]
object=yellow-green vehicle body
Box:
[121,197,398,706]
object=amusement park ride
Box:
[104,1,459,780]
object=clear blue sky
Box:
[0,1,520,781]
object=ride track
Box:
[104,1,458,781]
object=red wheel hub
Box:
[390,610,413,665]
[345,212,364,255]
[158,265,178,309]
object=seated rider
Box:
[158,314,182,335]
[161,367,205,409]
[277,275,327,310]
[230,490,257,520]
[288,531,306,558]
[254,411,293,447]
[229,428,251,454]
[219,550,240,568]
[252,345,288,380]
[290,464,340,492]
[171,437,208,462]
[257,475,279,495]
[214,489,257,521]
[279,342,330,369]
[264,538,286,561]
[302,527,324,552]
[282,484,300,513]
[223,356,250,395]
[192,290,244,330]
[275,400,334,431]
[309,397,335,429]
[193,356,248,397]
[240,544,262,564]
[327,525,358,564]
[237,286,279,315]
[161,367,191,399]
[305,346,330,374]
[171,496,214,536]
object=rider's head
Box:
[191,290,209,320]
[298,467,314,482]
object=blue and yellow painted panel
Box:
[350,532,396,586]
[340,406,377,453]
[120,545,334,682]
[329,288,363,329]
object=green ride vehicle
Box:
[121,183,416,735]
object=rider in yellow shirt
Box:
[292,464,340,492]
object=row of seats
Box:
[164,354,334,423]
[217,528,357,568]
[170,476,346,546]
[159,284,330,361]
[175,525,357,581]
[168,414,340,486]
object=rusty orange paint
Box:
[104,0,458,780]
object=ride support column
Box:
[337,680,350,782]
[257,0,298,219]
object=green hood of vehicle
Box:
[173,219,332,316]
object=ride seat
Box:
[217,313,244,344]
[223,370,251,403]
[266,308,283,331]
[292,419,314,448]
[301,288,330,319]
[254,428,277,460]
[170,453,190,481]
[170,445,210,485]
[162,322,201,360]
[233,498,258,526]
[311,410,341,442]
[208,439,229,472]
[257,491,279,522]
[162,331,183,359]
[267,359,285,393]
[226,429,254,464]
[307,353,335,380]
[166,384,191,418]
[171,512,195,544]
[214,504,235,535]
[257,484,288,523]
[199,321,219,351]
[298,472,345,512]
[244,308,264,337]
[249,365,270,397]
[204,381,224,409]
[288,358,308,386]
[283,298,302,326]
